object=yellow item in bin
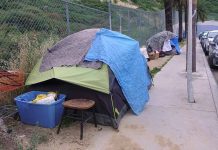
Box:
[32,92,57,104]
[32,94,47,103]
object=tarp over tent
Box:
[26,28,151,127]
[146,31,181,54]
[40,29,102,72]
[85,29,151,115]
[170,37,181,54]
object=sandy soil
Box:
[148,56,172,70]
[0,118,103,150]
[37,123,102,150]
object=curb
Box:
[201,48,218,117]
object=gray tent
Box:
[40,28,102,72]
[145,31,176,52]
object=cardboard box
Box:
[148,51,159,60]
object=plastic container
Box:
[15,91,66,128]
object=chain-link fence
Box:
[172,10,179,35]
[65,1,109,33]
[0,0,111,72]
[172,9,185,36]
[109,3,165,45]
[0,0,67,72]
[0,0,167,72]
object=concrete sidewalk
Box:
[87,41,218,150]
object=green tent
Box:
[26,59,109,94]
[26,61,128,128]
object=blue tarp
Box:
[85,28,151,115]
[170,37,181,54]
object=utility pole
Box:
[186,0,188,71]
[187,0,195,103]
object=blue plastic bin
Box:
[15,91,66,128]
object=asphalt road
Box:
[197,21,218,34]
[211,69,218,83]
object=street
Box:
[212,69,218,83]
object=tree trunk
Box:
[184,1,188,38]
[178,0,183,42]
[185,0,188,71]
[192,0,197,72]
[164,0,173,32]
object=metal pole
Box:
[154,13,157,33]
[65,1,71,34]
[119,15,122,33]
[187,0,195,103]
[139,12,142,44]
[108,1,112,30]
[128,9,130,35]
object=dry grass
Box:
[1,32,59,105]
[9,32,59,73]
[0,87,26,105]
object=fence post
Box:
[147,12,150,26]
[65,1,71,34]
[139,12,142,44]
[159,12,162,32]
[119,15,122,33]
[154,13,157,33]
[108,1,112,30]
[128,9,130,35]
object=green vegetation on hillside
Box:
[204,0,218,13]
[120,0,163,11]
[0,0,108,71]
[124,0,218,21]
[203,0,218,20]
[73,0,108,11]
[0,0,64,71]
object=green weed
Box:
[27,132,49,150]
[0,142,3,150]
[151,67,161,77]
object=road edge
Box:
[202,48,218,117]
